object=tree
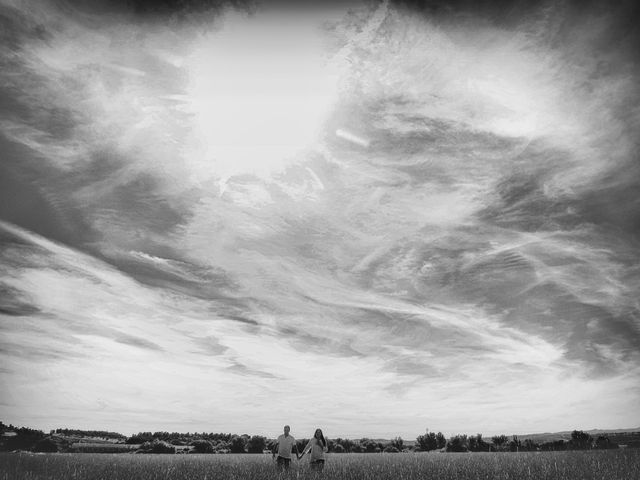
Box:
[213,441,231,453]
[359,438,382,453]
[333,438,355,453]
[265,438,276,453]
[491,435,508,450]
[509,435,521,452]
[127,432,154,444]
[446,435,468,452]
[229,435,247,453]
[383,445,400,453]
[540,440,566,451]
[140,440,176,454]
[468,434,489,452]
[569,430,592,450]
[191,440,214,453]
[391,437,404,451]
[435,432,446,449]
[296,439,307,454]
[4,429,45,451]
[416,431,438,452]
[53,429,125,440]
[247,435,267,453]
[351,443,364,453]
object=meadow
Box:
[2,450,640,480]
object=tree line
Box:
[126,433,393,454]
[426,430,620,453]
[53,428,126,441]
[0,421,634,454]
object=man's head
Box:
[284,425,290,436]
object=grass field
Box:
[2,450,639,480]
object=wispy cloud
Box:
[1,0,639,437]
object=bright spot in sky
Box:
[186,13,338,180]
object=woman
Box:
[301,428,328,472]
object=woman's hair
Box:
[314,428,326,447]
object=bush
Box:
[213,441,230,453]
[391,437,404,451]
[127,433,154,444]
[140,440,176,454]
[446,435,468,453]
[5,432,45,451]
[594,436,618,450]
[190,440,214,454]
[34,438,58,453]
[569,430,592,450]
[359,439,380,453]
[540,440,566,451]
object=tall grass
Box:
[1,450,639,480]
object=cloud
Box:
[226,361,279,379]
[1,0,639,437]
[114,333,164,352]
[0,284,39,316]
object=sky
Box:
[1,0,639,439]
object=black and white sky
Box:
[1,0,639,438]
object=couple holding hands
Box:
[273,425,328,472]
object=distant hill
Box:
[515,427,640,443]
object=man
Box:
[272,425,300,471]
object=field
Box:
[2,450,640,480]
